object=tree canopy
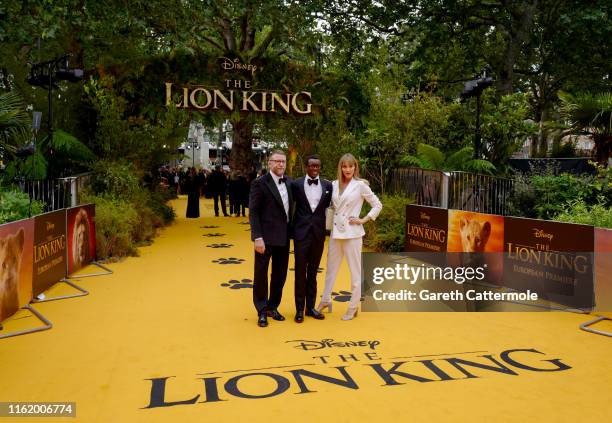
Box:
[1,0,609,180]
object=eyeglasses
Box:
[269,159,286,163]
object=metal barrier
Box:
[388,168,448,208]
[388,168,513,215]
[18,172,91,212]
[448,171,513,215]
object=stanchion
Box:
[0,304,53,340]
[32,278,89,303]
[580,315,612,337]
[66,261,113,279]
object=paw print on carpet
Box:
[200,225,220,229]
[221,279,253,289]
[332,291,352,302]
[212,257,245,265]
[207,243,233,248]
[202,233,225,237]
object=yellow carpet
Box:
[0,197,610,422]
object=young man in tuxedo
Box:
[249,150,293,327]
[291,155,333,323]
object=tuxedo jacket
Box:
[207,170,226,194]
[249,173,294,246]
[330,178,382,239]
[291,177,333,242]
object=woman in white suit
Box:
[317,153,382,320]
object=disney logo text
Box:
[220,57,258,75]
[286,338,380,351]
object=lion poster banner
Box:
[503,217,594,309]
[0,218,35,322]
[405,205,448,253]
[66,204,96,275]
[594,228,612,312]
[447,210,505,285]
[32,210,67,296]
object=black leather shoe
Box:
[267,309,285,321]
[257,313,268,327]
[305,308,325,320]
[294,311,304,323]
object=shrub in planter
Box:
[82,193,138,259]
[148,185,176,225]
[363,194,414,252]
[83,159,176,256]
[554,198,612,229]
[89,160,140,199]
[507,164,610,220]
[0,189,44,224]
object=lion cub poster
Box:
[0,219,34,322]
[447,210,504,284]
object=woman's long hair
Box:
[336,153,360,183]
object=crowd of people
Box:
[158,165,257,218]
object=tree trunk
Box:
[537,108,548,157]
[229,118,254,174]
[499,1,539,95]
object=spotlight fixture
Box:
[458,66,495,159]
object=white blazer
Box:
[330,179,382,239]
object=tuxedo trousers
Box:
[253,244,289,314]
[321,236,362,309]
[293,233,325,311]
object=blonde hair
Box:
[336,153,360,183]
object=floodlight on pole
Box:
[459,66,495,159]
[26,53,83,176]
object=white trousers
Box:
[321,237,362,309]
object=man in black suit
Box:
[291,155,332,323]
[208,165,229,217]
[249,150,293,327]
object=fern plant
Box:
[3,129,95,179]
[400,143,497,175]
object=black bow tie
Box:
[307,178,318,185]
[278,176,287,184]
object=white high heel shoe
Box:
[341,307,358,321]
[316,300,333,313]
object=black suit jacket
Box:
[207,170,226,194]
[249,173,293,246]
[291,177,333,242]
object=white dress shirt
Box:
[270,172,289,221]
[304,176,322,212]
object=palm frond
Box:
[0,91,30,148]
[558,90,612,136]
